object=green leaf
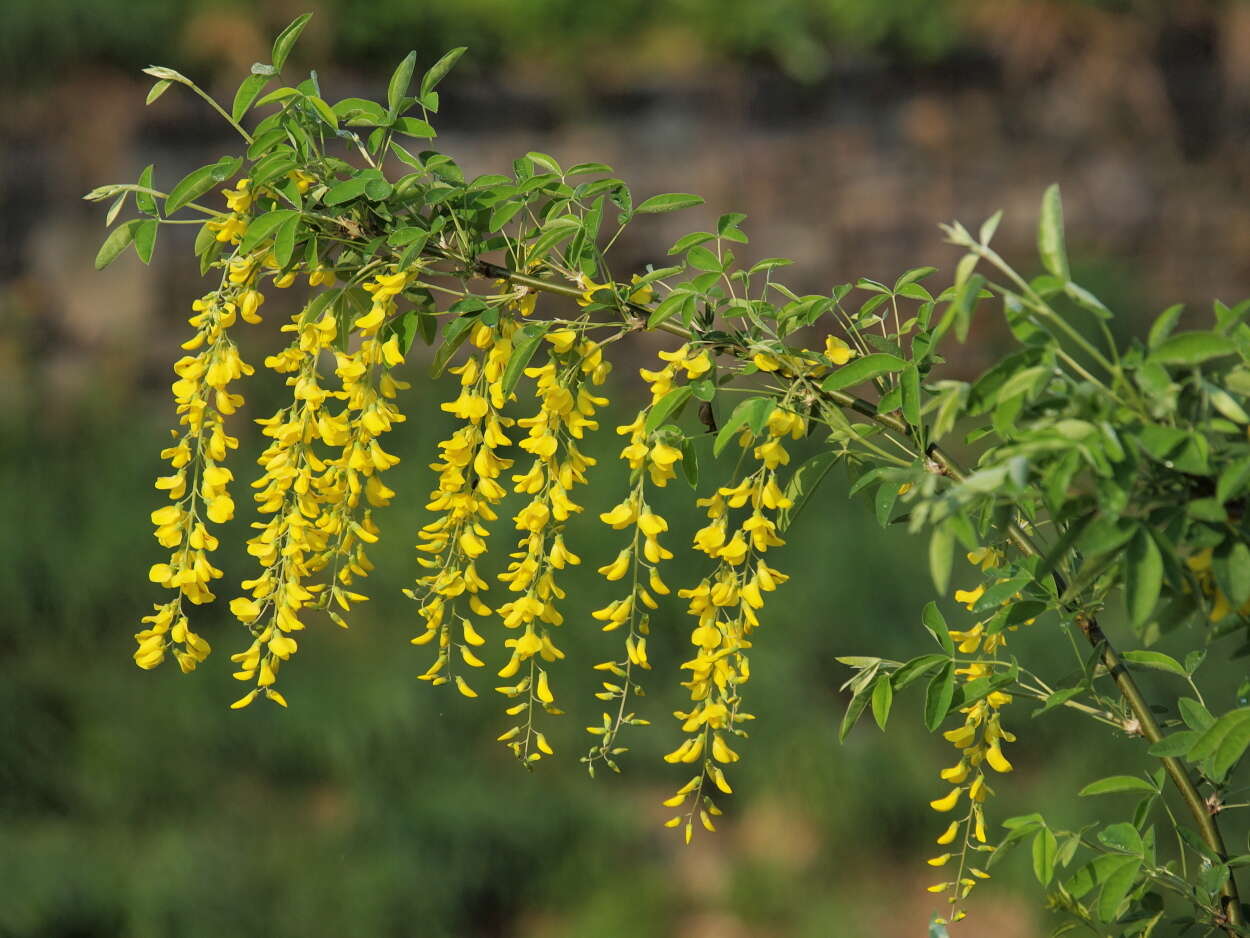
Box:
[1212,712,1250,781]
[135,165,156,215]
[1078,775,1158,797]
[1065,282,1112,320]
[685,245,722,272]
[1097,856,1142,922]
[647,292,692,331]
[322,175,371,207]
[421,47,467,97]
[1179,697,1215,731]
[231,73,270,122]
[1217,454,1250,504]
[923,661,955,731]
[820,353,907,392]
[166,162,227,215]
[304,94,338,128]
[94,219,141,269]
[636,193,705,215]
[1189,708,1250,772]
[273,214,299,268]
[500,322,550,397]
[1032,828,1058,885]
[1148,331,1237,366]
[255,87,301,108]
[668,231,714,255]
[1098,822,1144,855]
[891,654,947,690]
[524,151,562,175]
[921,601,954,654]
[929,526,954,595]
[894,266,937,292]
[1147,731,1198,757]
[1124,529,1163,626]
[1031,686,1082,716]
[1037,183,1069,281]
[871,677,893,730]
[1205,381,1249,424]
[838,687,871,742]
[146,79,172,105]
[271,13,312,72]
[681,435,700,488]
[387,51,418,115]
[1120,650,1187,678]
[133,218,158,264]
[333,97,387,124]
[239,209,298,255]
[392,117,436,138]
[1148,303,1184,349]
[979,211,1002,245]
[645,386,693,434]
[713,397,774,457]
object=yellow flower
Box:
[824,335,854,365]
[953,584,986,610]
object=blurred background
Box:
[4,1,1250,935]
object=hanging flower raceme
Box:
[496,331,610,763]
[661,401,800,842]
[927,551,1028,924]
[584,344,710,773]
[136,242,265,674]
[408,314,518,698]
[227,266,412,709]
[303,267,411,608]
[226,299,340,709]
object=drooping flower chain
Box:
[584,344,710,773]
[136,181,265,673]
[661,401,801,842]
[227,266,411,709]
[409,316,517,695]
[494,329,610,763]
[927,548,1025,924]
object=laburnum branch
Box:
[458,245,1244,934]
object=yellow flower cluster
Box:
[495,331,610,762]
[205,178,255,245]
[136,252,265,672]
[409,316,518,697]
[750,334,854,379]
[927,555,1025,921]
[583,347,711,771]
[227,267,411,709]
[661,401,801,842]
